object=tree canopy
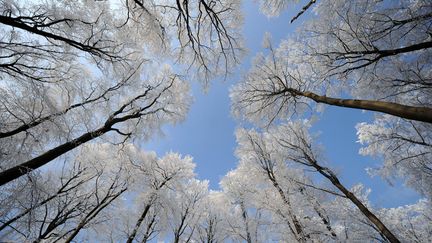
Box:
[1,0,431,242]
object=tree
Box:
[0,67,191,186]
[231,0,432,205]
[0,166,88,237]
[232,0,432,123]
[2,1,431,241]
[235,128,338,241]
[0,0,243,185]
[356,115,432,199]
[220,167,277,243]
[262,122,403,242]
[0,143,209,242]
[124,152,196,243]
[193,191,231,243]
[162,179,208,243]
[231,122,424,242]
[377,199,432,242]
[0,143,132,242]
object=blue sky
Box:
[145,1,419,208]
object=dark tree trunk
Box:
[0,126,111,186]
[126,203,153,243]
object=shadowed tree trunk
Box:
[0,125,110,186]
[0,15,114,59]
[0,84,167,186]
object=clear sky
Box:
[144,1,420,208]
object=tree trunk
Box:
[141,213,157,243]
[240,202,252,243]
[311,163,401,243]
[286,88,432,124]
[0,86,160,186]
[126,203,153,243]
[0,15,108,57]
[268,173,308,242]
[297,185,338,239]
[0,125,110,186]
